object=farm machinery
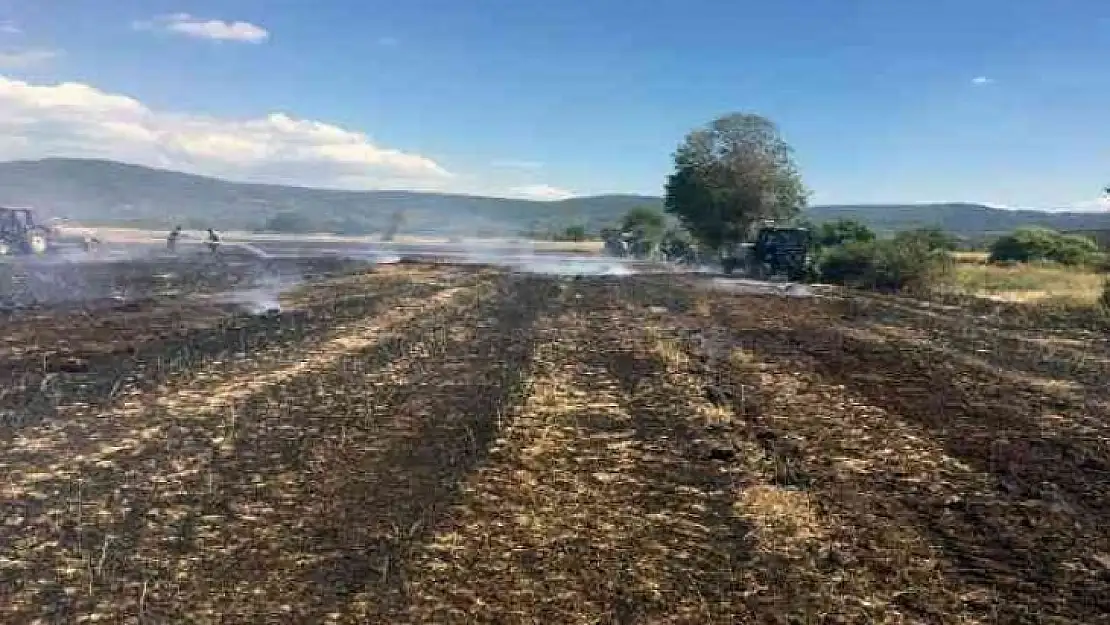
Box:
[0,207,55,256]
[723,225,813,281]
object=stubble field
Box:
[1,260,1108,624]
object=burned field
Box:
[1,260,1108,624]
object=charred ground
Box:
[1,260,1108,624]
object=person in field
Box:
[167,225,182,252]
[205,228,220,254]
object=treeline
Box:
[260,210,608,242]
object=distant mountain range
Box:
[2,158,1108,238]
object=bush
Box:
[558,225,589,242]
[819,242,878,285]
[661,227,697,263]
[1101,279,1110,310]
[819,237,954,292]
[813,219,876,249]
[988,227,1099,266]
[897,227,959,251]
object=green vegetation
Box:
[619,206,667,256]
[818,233,955,292]
[664,113,808,253]
[660,227,697,263]
[522,223,597,242]
[10,158,1110,239]
[900,226,959,252]
[559,224,589,242]
[809,218,875,249]
[988,227,1100,266]
[803,220,958,292]
[620,206,666,242]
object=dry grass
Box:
[954,261,1105,305]
[950,250,990,265]
[2,264,1108,623]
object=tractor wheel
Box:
[721,256,739,275]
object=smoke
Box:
[224,241,272,260]
[219,284,286,314]
[211,273,300,315]
[505,255,635,276]
[396,233,642,277]
[704,277,815,298]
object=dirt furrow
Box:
[0,279,494,623]
[0,274,560,624]
[701,293,1110,624]
[0,278,483,468]
[0,266,478,433]
[401,282,756,623]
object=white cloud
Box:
[0,48,62,68]
[0,74,454,189]
[134,13,269,43]
[509,184,576,201]
[971,76,994,85]
[0,21,21,35]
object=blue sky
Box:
[1,0,1109,208]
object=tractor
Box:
[0,207,54,256]
[722,225,812,281]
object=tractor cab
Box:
[722,225,812,281]
[0,207,53,256]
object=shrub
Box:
[1101,278,1110,310]
[559,225,588,242]
[1093,252,1110,273]
[813,219,876,249]
[988,227,1099,266]
[819,242,877,286]
[660,227,696,263]
[897,227,959,251]
[819,237,954,292]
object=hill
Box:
[807,203,1110,237]
[2,158,1109,238]
[0,158,656,237]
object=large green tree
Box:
[664,113,808,253]
[620,205,667,256]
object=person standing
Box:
[167,225,182,252]
[205,228,220,254]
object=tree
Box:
[896,226,958,252]
[559,224,588,242]
[661,227,697,264]
[620,206,666,240]
[988,227,1098,266]
[664,113,808,253]
[618,206,667,258]
[811,219,875,249]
